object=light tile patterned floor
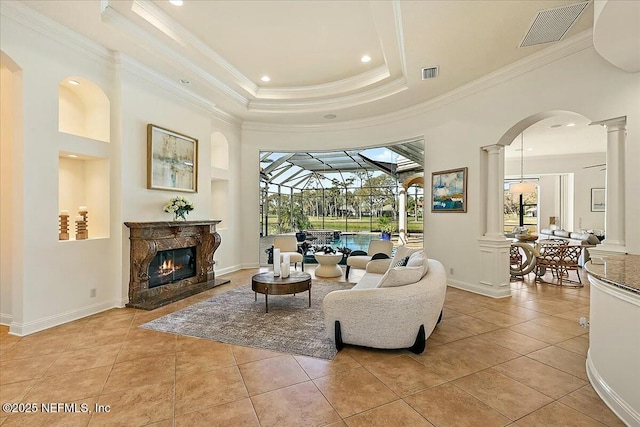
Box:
[0,266,625,427]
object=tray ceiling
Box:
[15,0,594,124]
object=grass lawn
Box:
[266,216,423,234]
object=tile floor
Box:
[0,266,625,426]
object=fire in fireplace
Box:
[148,247,197,288]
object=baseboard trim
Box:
[448,279,511,299]
[0,313,13,326]
[586,351,639,426]
[241,262,260,269]
[8,300,119,336]
[215,264,243,276]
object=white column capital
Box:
[482,144,503,154]
[590,116,627,132]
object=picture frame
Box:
[431,167,468,212]
[591,188,605,212]
[147,124,198,193]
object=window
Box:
[504,181,538,234]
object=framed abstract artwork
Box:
[431,167,468,212]
[147,124,198,193]
[591,188,605,212]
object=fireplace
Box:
[124,220,228,310]
[149,247,197,288]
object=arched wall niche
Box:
[211,131,230,228]
[58,76,110,143]
[211,131,229,170]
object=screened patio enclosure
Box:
[259,140,425,243]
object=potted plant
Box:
[377,216,393,241]
[294,212,312,242]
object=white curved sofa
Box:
[323,255,447,353]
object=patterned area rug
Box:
[141,279,352,360]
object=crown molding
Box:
[248,77,408,113]
[101,1,248,106]
[392,0,408,77]
[255,65,391,100]
[243,30,594,132]
[1,1,113,64]
[130,0,257,95]
[112,0,406,107]
[117,54,239,126]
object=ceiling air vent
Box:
[422,66,438,80]
[519,1,589,48]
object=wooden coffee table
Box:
[251,271,312,313]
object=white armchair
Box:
[273,236,304,271]
[345,239,393,279]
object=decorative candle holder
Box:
[79,209,88,239]
[59,214,69,240]
[75,216,88,240]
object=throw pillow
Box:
[406,250,429,278]
[389,246,421,268]
[378,265,423,288]
[393,256,410,268]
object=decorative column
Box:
[484,145,505,238]
[398,184,407,244]
[589,116,627,257]
[477,144,511,298]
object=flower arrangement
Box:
[163,196,194,221]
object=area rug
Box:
[140,279,352,360]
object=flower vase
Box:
[173,210,187,221]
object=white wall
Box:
[1,14,119,334]
[241,46,640,293]
[0,10,243,334]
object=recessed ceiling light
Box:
[549,124,563,128]
[324,114,337,119]
[169,0,183,6]
[68,80,80,86]
[179,79,190,84]
[261,75,271,82]
[361,55,371,63]
[566,123,576,127]
[68,154,78,158]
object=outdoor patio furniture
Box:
[345,239,393,279]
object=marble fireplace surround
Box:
[124,220,228,310]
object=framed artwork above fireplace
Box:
[147,124,198,193]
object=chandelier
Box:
[509,132,536,194]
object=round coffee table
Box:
[251,271,312,313]
[314,252,343,278]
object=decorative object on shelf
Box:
[147,124,198,193]
[509,132,537,195]
[591,188,605,212]
[431,167,468,212]
[78,206,88,238]
[75,215,88,240]
[163,196,194,221]
[59,210,69,240]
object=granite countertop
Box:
[585,254,640,295]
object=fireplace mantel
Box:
[124,220,228,310]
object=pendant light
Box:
[509,132,536,194]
